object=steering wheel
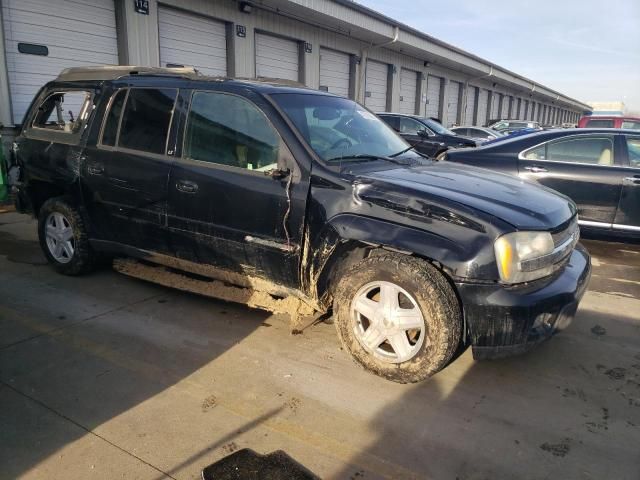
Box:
[330,138,352,150]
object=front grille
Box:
[552,216,579,248]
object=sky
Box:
[359,0,640,113]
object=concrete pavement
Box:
[1,212,639,479]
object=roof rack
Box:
[56,65,200,82]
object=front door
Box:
[518,134,623,225]
[167,90,309,288]
[81,87,178,253]
[613,134,640,230]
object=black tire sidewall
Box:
[334,254,461,383]
[38,197,93,275]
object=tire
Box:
[38,197,95,275]
[333,253,461,383]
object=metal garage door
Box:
[446,81,461,126]
[319,48,350,98]
[501,95,509,119]
[2,0,118,125]
[425,75,442,119]
[256,32,299,81]
[158,7,227,76]
[490,93,500,120]
[465,86,477,125]
[399,68,418,115]
[364,59,388,112]
[477,89,489,126]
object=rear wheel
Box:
[38,197,95,275]
[333,253,461,383]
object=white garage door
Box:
[399,68,418,115]
[364,59,388,112]
[477,89,489,126]
[2,0,118,125]
[319,48,350,98]
[501,95,509,119]
[158,7,227,76]
[446,81,461,126]
[425,75,442,119]
[464,86,477,125]
[490,93,500,120]
[256,33,299,81]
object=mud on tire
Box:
[38,197,95,276]
[333,253,461,383]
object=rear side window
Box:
[622,121,640,130]
[32,91,92,133]
[118,88,177,154]
[101,90,127,146]
[586,119,614,128]
[523,136,614,165]
[183,91,280,171]
[627,137,640,167]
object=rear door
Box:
[518,134,623,225]
[81,87,178,253]
[613,134,640,230]
[167,89,308,287]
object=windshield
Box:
[271,93,408,161]
[422,118,455,136]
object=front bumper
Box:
[455,244,591,360]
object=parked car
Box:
[444,129,640,236]
[377,113,478,158]
[12,66,590,383]
[578,116,640,130]
[450,126,505,142]
[489,119,542,134]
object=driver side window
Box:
[400,117,425,135]
[184,92,280,171]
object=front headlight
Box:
[494,231,555,284]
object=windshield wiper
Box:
[326,154,408,165]
[389,143,431,160]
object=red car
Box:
[578,116,640,129]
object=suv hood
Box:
[358,161,575,230]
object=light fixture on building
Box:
[424,61,430,67]
[239,1,252,14]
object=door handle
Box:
[87,163,104,175]
[524,166,548,173]
[623,175,640,185]
[175,180,199,194]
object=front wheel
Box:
[333,253,461,383]
[38,197,95,275]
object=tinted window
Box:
[32,90,91,133]
[524,136,614,165]
[380,115,400,131]
[622,121,640,130]
[119,88,177,154]
[184,92,279,171]
[101,90,127,146]
[399,117,425,135]
[627,137,640,167]
[586,119,614,128]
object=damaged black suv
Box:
[12,66,591,383]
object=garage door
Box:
[465,86,477,125]
[319,48,350,98]
[158,7,227,76]
[399,68,418,115]
[501,95,509,119]
[2,0,118,125]
[256,33,299,81]
[477,89,489,126]
[446,81,461,126]
[425,75,441,119]
[364,59,388,112]
[490,93,500,120]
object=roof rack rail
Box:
[56,65,200,82]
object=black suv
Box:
[11,66,590,383]
[377,113,478,158]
